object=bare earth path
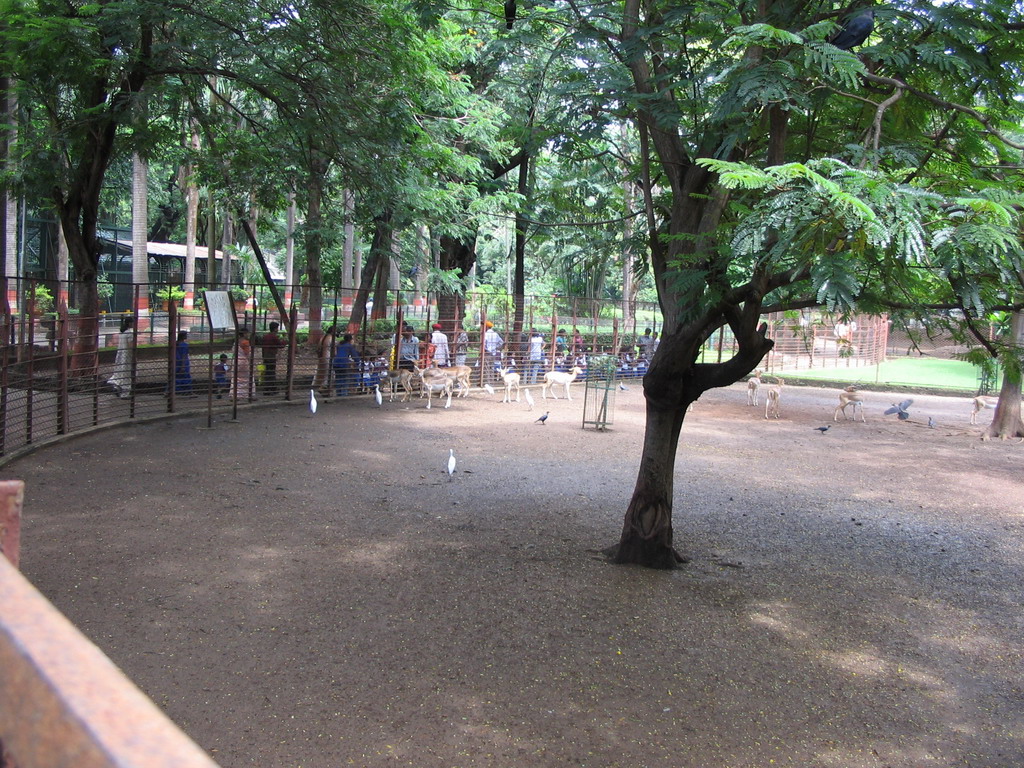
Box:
[6,383,1023,768]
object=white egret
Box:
[524,388,534,410]
[374,384,383,407]
[447,449,456,480]
[309,389,318,414]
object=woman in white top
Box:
[107,316,134,398]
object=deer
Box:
[746,370,762,406]
[763,378,784,420]
[833,386,866,422]
[542,366,584,400]
[498,366,520,403]
[413,366,454,409]
[435,365,472,397]
[971,396,997,425]
[383,369,417,402]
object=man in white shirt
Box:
[483,321,503,382]
[431,323,449,368]
[527,328,544,384]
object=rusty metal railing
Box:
[0,480,222,768]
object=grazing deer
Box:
[498,366,521,403]
[542,366,583,400]
[833,386,866,422]
[971,396,997,425]
[763,378,784,420]
[747,370,762,406]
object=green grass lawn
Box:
[782,357,992,393]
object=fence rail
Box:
[0,478,220,768]
[0,278,917,459]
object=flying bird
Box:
[524,388,535,410]
[374,384,383,407]
[535,411,550,425]
[884,398,913,421]
[814,425,831,434]
[829,9,875,50]
[309,389,318,414]
[447,448,456,480]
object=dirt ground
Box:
[6,381,1024,768]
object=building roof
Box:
[115,240,286,281]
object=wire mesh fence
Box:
[0,275,914,459]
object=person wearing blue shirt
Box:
[333,334,361,396]
[174,330,193,395]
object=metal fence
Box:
[0,275,906,460]
[0,277,669,461]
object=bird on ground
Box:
[829,9,875,50]
[884,398,913,421]
[447,449,456,480]
[619,382,628,391]
[524,388,535,410]
[928,416,936,429]
[535,411,550,425]
[374,384,383,407]
[814,425,831,434]
[484,383,495,396]
[309,389,318,414]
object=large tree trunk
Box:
[304,155,330,346]
[511,157,529,362]
[984,309,1024,440]
[437,233,476,335]
[132,153,149,311]
[612,402,688,568]
[184,122,200,308]
[284,192,296,308]
[349,211,392,329]
[206,202,218,290]
[611,298,774,567]
[342,189,355,292]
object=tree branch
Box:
[862,72,1024,150]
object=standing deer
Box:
[498,367,520,403]
[833,386,865,422]
[747,370,762,406]
[542,366,583,400]
[763,378,784,420]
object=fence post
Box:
[56,304,68,436]
[25,302,34,446]
[167,302,176,413]
[285,303,297,401]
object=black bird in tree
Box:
[830,9,875,50]
[504,0,516,29]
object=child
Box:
[214,353,230,399]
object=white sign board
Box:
[203,290,237,330]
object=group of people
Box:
[105,318,664,402]
[396,322,471,371]
[106,319,288,401]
